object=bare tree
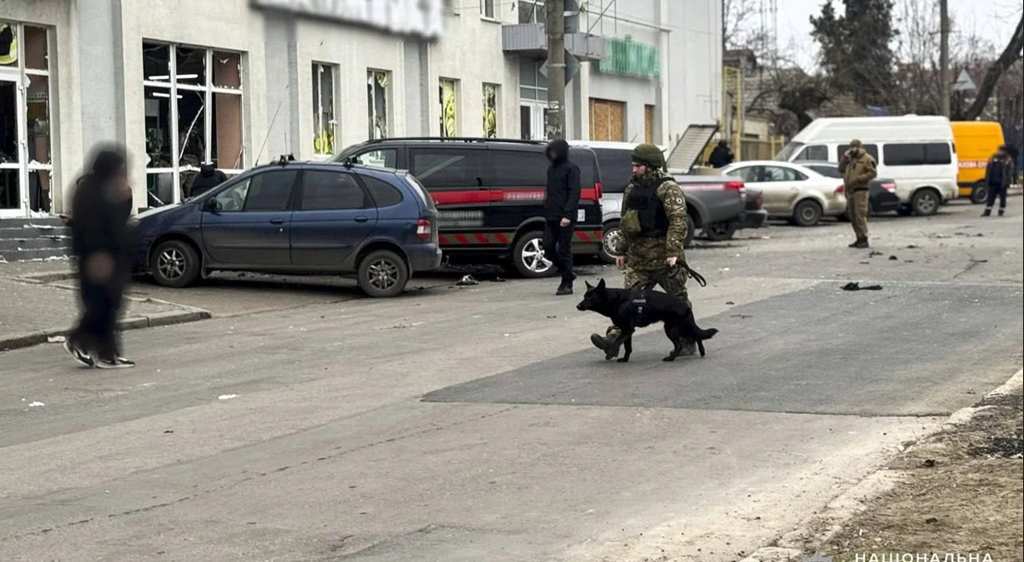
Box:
[723,0,769,54]
[963,14,1024,120]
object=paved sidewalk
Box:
[0,277,210,352]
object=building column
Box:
[261,14,301,162]
[74,0,126,154]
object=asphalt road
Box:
[1,201,1021,562]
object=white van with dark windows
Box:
[776,116,958,216]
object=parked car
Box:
[129,160,442,298]
[738,186,770,232]
[951,121,1006,204]
[571,141,748,262]
[800,162,901,215]
[776,115,958,216]
[334,138,603,278]
[720,160,847,227]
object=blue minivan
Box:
[129,161,441,298]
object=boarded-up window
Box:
[589,98,625,142]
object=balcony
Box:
[501,23,607,61]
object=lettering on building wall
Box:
[251,0,444,39]
[597,37,659,79]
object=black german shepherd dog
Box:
[576,279,719,363]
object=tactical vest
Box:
[625,177,672,238]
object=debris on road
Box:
[457,275,480,287]
[217,394,240,401]
[841,282,883,291]
[28,401,45,408]
[888,255,898,261]
[47,335,66,344]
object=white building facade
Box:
[0,0,722,216]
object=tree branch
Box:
[964,14,1024,120]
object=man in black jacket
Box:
[65,147,136,369]
[543,139,581,296]
[982,146,1013,217]
[189,163,228,197]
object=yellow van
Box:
[952,121,1006,203]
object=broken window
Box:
[312,63,337,155]
[142,42,245,206]
[483,83,499,138]
[367,70,390,140]
[439,79,458,138]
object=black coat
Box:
[708,144,734,168]
[70,152,133,262]
[190,165,228,197]
[544,140,581,222]
[985,158,1011,190]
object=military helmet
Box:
[631,143,665,169]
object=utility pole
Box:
[939,0,951,117]
[546,0,567,139]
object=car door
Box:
[290,169,378,267]
[201,169,298,266]
[757,165,808,213]
[725,164,785,211]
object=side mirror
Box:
[203,198,220,213]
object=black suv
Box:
[334,138,603,278]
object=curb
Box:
[0,307,212,353]
[739,368,1024,562]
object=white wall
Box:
[666,0,723,142]
[428,10,518,140]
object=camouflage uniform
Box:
[612,169,691,305]
[596,155,695,354]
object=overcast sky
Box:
[775,0,1022,68]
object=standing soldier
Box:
[590,144,697,357]
[839,139,877,249]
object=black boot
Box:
[982,208,992,217]
[848,238,862,248]
[556,280,574,296]
[853,238,870,249]
[998,209,1005,217]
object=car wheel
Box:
[911,189,940,216]
[792,200,823,227]
[151,240,201,288]
[704,220,737,241]
[599,221,621,264]
[512,231,555,278]
[358,250,409,298]
[684,215,696,249]
[970,183,989,205]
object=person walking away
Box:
[64,147,136,369]
[543,139,581,296]
[189,163,228,198]
[982,146,1012,217]
[708,140,735,169]
[839,139,877,249]
[591,144,698,357]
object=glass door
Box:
[0,73,26,218]
[519,102,545,141]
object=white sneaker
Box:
[63,340,94,368]
[95,358,136,370]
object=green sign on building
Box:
[598,37,660,79]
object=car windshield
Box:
[775,142,804,162]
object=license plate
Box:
[578,209,586,222]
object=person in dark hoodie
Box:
[982,146,1014,217]
[543,139,581,296]
[64,146,136,369]
[189,163,228,197]
[708,140,734,169]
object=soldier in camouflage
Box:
[590,143,697,357]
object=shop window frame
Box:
[0,21,54,216]
[311,62,338,157]
[142,41,245,207]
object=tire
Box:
[511,231,555,279]
[151,239,201,288]
[599,221,620,264]
[704,220,737,241]
[357,250,409,298]
[792,200,823,227]
[897,205,913,217]
[911,188,941,216]
[684,215,696,249]
[970,183,989,205]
